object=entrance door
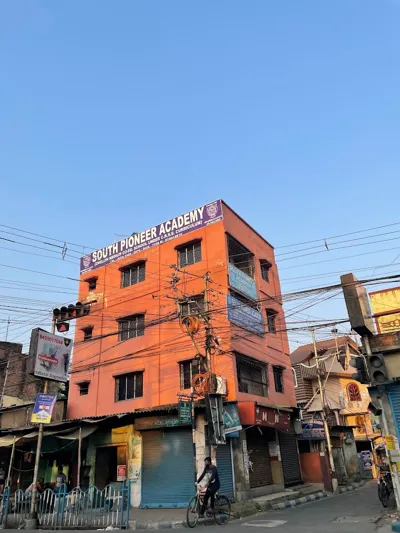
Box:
[278,432,302,487]
[142,428,194,508]
[95,446,127,489]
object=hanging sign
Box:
[179,401,192,424]
[31,393,57,424]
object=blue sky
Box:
[1,0,400,348]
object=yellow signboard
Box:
[370,288,400,334]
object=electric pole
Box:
[311,328,338,493]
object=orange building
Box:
[68,200,300,506]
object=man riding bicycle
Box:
[196,457,220,518]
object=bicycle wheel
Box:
[214,495,231,525]
[378,483,389,507]
[187,496,199,528]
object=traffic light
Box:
[53,302,90,322]
[56,321,70,333]
[367,353,388,386]
[349,356,369,384]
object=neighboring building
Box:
[0,341,52,407]
[68,200,299,506]
[291,336,380,486]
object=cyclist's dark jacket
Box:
[197,465,220,489]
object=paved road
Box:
[203,482,388,533]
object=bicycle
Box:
[187,486,231,528]
[377,464,393,507]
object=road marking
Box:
[242,520,287,528]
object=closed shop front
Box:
[246,427,273,488]
[278,432,302,487]
[388,385,400,439]
[216,442,235,501]
[141,428,194,508]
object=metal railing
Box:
[0,481,131,529]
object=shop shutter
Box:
[278,432,302,487]
[388,386,400,440]
[246,429,273,488]
[142,428,194,508]
[216,443,235,502]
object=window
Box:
[177,241,202,267]
[85,277,97,291]
[273,366,284,393]
[115,372,143,402]
[179,360,200,389]
[260,260,272,283]
[118,314,145,341]
[266,309,277,333]
[82,326,93,341]
[236,355,268,397]
[78,381,90,396]
[179,295,205,317]
[121,262,146,288]
[227,234,254,278]
[347,382,362,402]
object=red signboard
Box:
[117,465,127,481]
[255,405,291,430]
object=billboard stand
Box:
[29,320,54,527]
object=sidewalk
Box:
[129,483,333,529]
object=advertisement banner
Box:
[29,328,72,383]
[228,264,257,301]
[227,295,264,336]
[31,393,57,424]
[80,200,223,274]
[223,404,242,435]
[117,465,127,481]
[370,288,400,334]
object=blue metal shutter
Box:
[142,429,194,508]
[388,386,400,440]
[216,443,234,502]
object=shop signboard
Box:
[31,393,57,424]
[80,200,223,274]
[255,405,291,430]
[298,421,325,440]
[179,401,192,424]
[135,415,191,431]
[223,403,242,435]
[228,264,257,301]
[227,295,264,336]
[29,328,72,382]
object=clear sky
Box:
[1,0,400,349]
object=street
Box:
[202,482,387,533]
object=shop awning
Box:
[0,435,21,447]
[57,426,97,440]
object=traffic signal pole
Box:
[312,329,338,494]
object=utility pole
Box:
[29,319,54,525]
[203,272,213,373]
[311,328,338,493]
[0,360,10,409]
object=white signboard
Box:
[30,328,72,382]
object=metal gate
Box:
[141,428,194,508]
[279,432,302,487]
[246,428,273,488]
[216,442,235,502]
[0,482,131,529]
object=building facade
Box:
[68,200,299,506]
[291,336,380,486]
